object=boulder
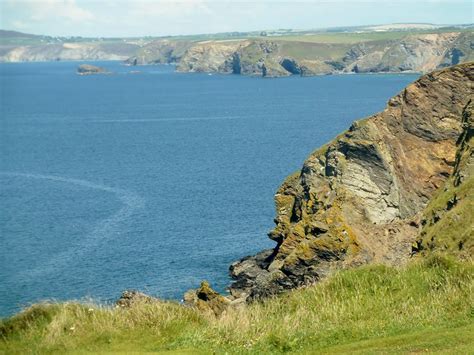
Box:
[183,281,230,316]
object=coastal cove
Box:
[0,61,419,317]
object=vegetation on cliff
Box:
[1,255,472,354]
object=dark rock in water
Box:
[77,64,107,75]
[183,281,230,316]
[115,290,157,308]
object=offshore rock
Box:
[77,64,107,75]
[229,62,474,301]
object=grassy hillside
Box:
[1,255,472,354]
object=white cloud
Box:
[6,0,95,23]
[1,0,472,37]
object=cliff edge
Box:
[229,62,474,301]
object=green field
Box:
[1,255,472,354]
[2,27,470,47]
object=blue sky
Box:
[1,0,472,37]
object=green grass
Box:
[1,255,472,354]
[273,28,473,44]
[271,31,433,44]
[278,41,351,60]
[273,31,411,43]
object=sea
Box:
[0,61,419,317]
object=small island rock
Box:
[77,64,107,75]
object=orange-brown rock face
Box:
[229,62,474,301]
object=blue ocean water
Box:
[0,61,418,317]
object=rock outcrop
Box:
[228,62,474,301]
[183,281,230,316]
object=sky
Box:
[0,0,473,38]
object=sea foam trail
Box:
[91,115,238,123]
[0,172,145,278]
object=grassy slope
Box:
[1,255,472,354]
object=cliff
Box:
[343,32,468,73]
[128,31,473,77]
[229,62,474,300]
[0,42,140,62]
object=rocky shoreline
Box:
[117,62,473,314]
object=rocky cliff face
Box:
[229,62,474,301]
[345,32,471,73]
[176,40,247,73]
[175,40,291,77]
[129,32,473,77]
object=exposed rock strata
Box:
[228,62,474,301]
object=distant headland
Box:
[1,24,473,77]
